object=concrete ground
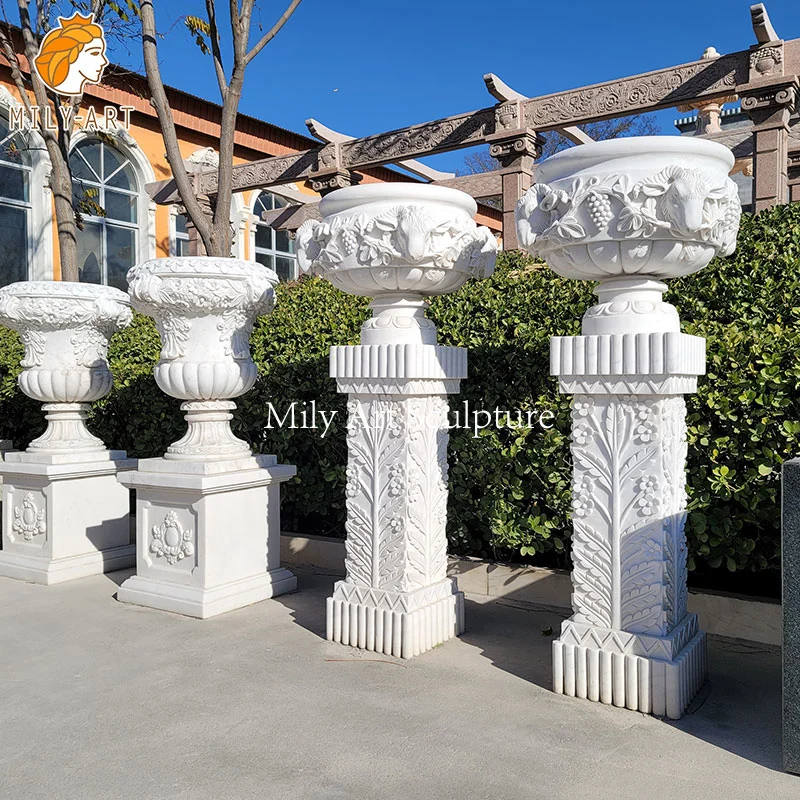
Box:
[1,569,796,800]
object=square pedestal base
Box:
[326,578,465,659]
[552,615,707,719]
[118,456,296,619]
[118,567,297,619]
[0,452,135,585]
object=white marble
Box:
[515,136,742,718]
[0,282,135,584]
[118,257,296,618]
[297,184,496,658]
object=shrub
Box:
[0,204,798,590]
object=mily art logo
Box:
[9,13,132,132]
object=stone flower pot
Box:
[295,184,497,658]
[515,136,741,336]
[297,184,497,344]
[516,136,740,282]
[0,281,132,452]
[126,257,277,461]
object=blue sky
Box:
[108,0,800,173]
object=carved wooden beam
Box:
[306,117,454,181]
[483,72,594,144]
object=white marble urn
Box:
[297,184,497,343]
[516,137,741,335]
[0,281,132,453]
[126,257,277,460]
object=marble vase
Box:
[297,184,497,657]
[0,281,135,583]
[117,257,296,618]
[515,136,741,717]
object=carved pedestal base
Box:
[0,450,135,584]
[117,455,296,618]
[327,578,465,659]
[553,615,707,719]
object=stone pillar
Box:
[738,39,799,211]
[327,314,466,658]
[550,290,707,718]
[783,458,800,774]
[515,135,742,717]
[296,184,497,658]
[486,100,543,250]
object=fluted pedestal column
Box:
[327,337,466,658]
[550,312,707,718]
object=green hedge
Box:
[1,204,799,587]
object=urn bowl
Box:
[0,281,132,403]
[515,136,741,282]
[126,257,277,402]
[296,184,497,297]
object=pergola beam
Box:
[306,117,455,182]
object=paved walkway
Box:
[1,569,796,799]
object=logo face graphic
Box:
[34,13,108,96]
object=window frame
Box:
[252,191,298,282]
[0,116,33,285]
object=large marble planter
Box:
[116,257,296,618]
[297,184,497,658]
[516,136,741,718]
[0,282,135,584]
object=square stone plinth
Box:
[117,456,297,619]
[0,451,135,585]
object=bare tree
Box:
[0,0,139,281]
[139,0,302,258]
[457,114,660,175]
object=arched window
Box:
[253,191,297,281]
[0,115,31,286]
[70,139,139,290]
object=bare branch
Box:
[140,0,214,248]
[204,0,228,98]
[244,0,301,66]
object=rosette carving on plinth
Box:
[0,282,132,453]
[126,257,277,460]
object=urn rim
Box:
[0,280,131,306]
[319,183,478,218]
[535,135,735,184]
[127,256,279,286]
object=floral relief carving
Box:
[516,168,741,261]
[297,205,497,280]
[526,56,741,127]
[404,396,450,591]
[569,395,678,635]
[12,493,46,541]
[150,510,194,565]
[343,397,408,590]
